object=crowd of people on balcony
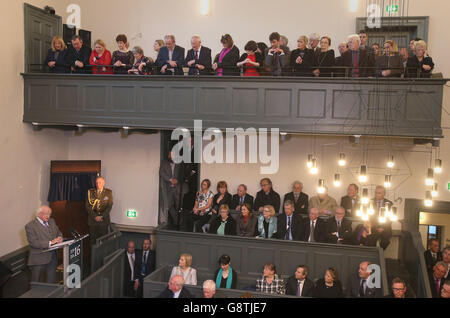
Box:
[44,30,435,78]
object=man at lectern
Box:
[25,206,63,283]
[85,176,114,245]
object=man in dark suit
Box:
[335,41,349,77]
[283,181,308,215]
[264,32,289,76]
[340,183,359,217]
[133,238,156,298]
[326,207,352,244]
[25,206,63,283]
[370,185,393,250]
[424,238,443,272]
[300,208,327,243]
[341,34,375,77]
[158,275,192,298]
[358,30,375,56]
[276,200,303,241]
[347,261,382,298]
[429,262,447,298]
[285,265,315,297]
[156,35,185,75]
[230,184,254,211]
[124,241,139,297]
[184,35,212,75]
[254,178,281,213]
[65,35,92,73]
[159,151,189,230]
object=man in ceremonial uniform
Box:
[85,176,113,245]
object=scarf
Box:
[217,47,232,76]
[216,267,233,289]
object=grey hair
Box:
[293,181,303,188]
[164,34,176,42]
[36,206,51,216]
[348,34,361,44]
[238,184,248,191]
[435,261,447,269]
[203,280,216,291]
[309,33,320,41]
[132,46,144,56]
[191,34,202,42]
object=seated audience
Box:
[429,261,447,298]
[443,246,450,278]
[170,253,197,286]
[283,181,309,215]
[341,34,375,77]
[202,280,217,298]
[112,34,134,74]
[309,186,338,216]
[370,186,393,249]
[209,204,237,236]
[276,200,303,241]
[124,241,138,297]
[65,35,92,73]
[214,254,238,289]
[347,261,382,298]
[290,35,314,77]
[89,39,113,75]
[237,41,263,76]
[300,208,327,243]
[154,39,165,55]
[375,40,403,77]
[128,46,153,75]
[351,220,377,247]
[285,265,315,297]
[156,35,185,75]
[313,36,335,77]
[265,32,289,76]
[158,275,192,298]
[190,179,214,232]
[133,238,156,298]
[371,43,381,57]
[325,207,352,244]
[256,263,285,295]
[45,36,68,73]
[230,184,254,211]
[211,181,233,215]
[313,268,344,298]
[441,280,450,298]
[424,238,443,272]
[387,277,413,298]
[236,203,258,237]
[406,40,434,78]
[257,205,278,239]
[212,34,240,76]
[254,178,281,213]
[184,35,212,75]
[340,183,359,217]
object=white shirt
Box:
[36,217,52,247]
[297,279,305,296]
[127,252,135,281]
[173,289,181,298]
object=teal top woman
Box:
[214,255,238,289]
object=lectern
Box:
[44,234,89,292]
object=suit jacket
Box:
[309,195,338,215]
[65,45,92,73]
[159,160,189,196]
[424,250,443,272]
[214,46,240,76]
[341,48,375,77]
[283,192,309,215]
[85,188,113,226]
[340,195,360,218]
[134,249,156,281]
[25,218,63,266]
[325,217,353,244]
[429,272,445,298]
[375,54,403,77]
[236,214,258,237]
[346,273,382,298]
[275,213,303,241]
[300,218,327,243]
[158,287,192,298]
[124,250,139,284]
[212,192,233,212]
[155,45,185,75]
[44,49,69,73]
[230,194,254,210]
[184,46,212,75]
[264,47,289,76]
[254,189,281,213]
[285,276,315,297]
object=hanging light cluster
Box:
[424,150,443,207]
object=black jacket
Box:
[346,273,382,298]
[134,249,156,282]
[325,217,353,244]
[313,279,344,298]
[275,213,303,241]
[406,55,434,78]
[424,250,443,272]
[300,218,327,243]
[428,271,445,298]
[340,48,375,77]
[209,215,237,236]
[254,189,281,214]
[236,214,258,237]
[184,46,212,75]
[65,45,92,73]
[212,192,233,212]
[314,49,335,77]
[44,49,69,73]
[340,195,359,218]
[230,194,254,210]
[283,192,309,215]
[214,46,240,76]
[158,287,192,298]
[214,268,238,289]
[285,276,315,297]
[290,48,315,77]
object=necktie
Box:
[352,51,359,78]
[44,221,49,227]
[195,50,199,61]
[337,220,341,232]
[436,278,440,294]
[359,279,366,297]
[240,196,244,206]
[294,194,299,203]
[285,216,292,240]
[195,50,200,75]
[297,281,303,296]
[309,221,316,242]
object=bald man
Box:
[25,206,63,283]
[158,275,192,298]
[347,261,382,298]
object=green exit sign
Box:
[127,210,137,218]
[447,182,450,191]
[386,5,399,13]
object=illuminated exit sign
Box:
[386,5,399,13]
[127,210,137,218]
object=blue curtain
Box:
[47,172,97,202]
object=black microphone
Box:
[69,229,81,240]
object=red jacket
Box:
[89,50,113,74]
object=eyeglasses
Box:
[392,288,405,292]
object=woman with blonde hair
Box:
[89,39,113,74]
[257,205,278,239]
[170,253,197,285]
[44,36,68,73]
[406,40,434,78]
[375,40,403,77]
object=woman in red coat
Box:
[89,39,113,74]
